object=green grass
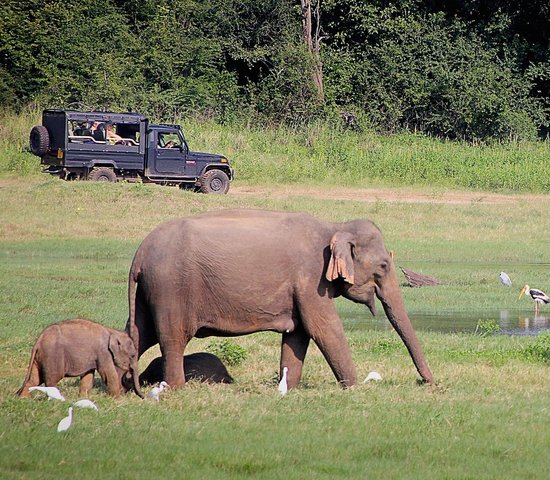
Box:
[1,106,550,480]
[1,177,550,478]
[1,108,549,192]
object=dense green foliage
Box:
[1,1,548,140]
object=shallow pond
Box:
[341,259,550,336]
[344,310,550,336]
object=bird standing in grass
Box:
[57,407,73,433]
[363,371,382,383]
[499,272,512,286]
[28,386,65,401]
[519,285,550,316]
[148,381,168,401]
[278,367,288,396]
[73,399,98,411]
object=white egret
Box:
[499,272,512,286]
[57,407,73,433]
[519,285,550,316]
[28,386,65,401]
[73,399,98,411]
[363,371,382,383]
[148,381,168,401]
[278,367,288,396]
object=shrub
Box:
[523,332,550,362]
[206,339,248,366]
[475,319,501,337]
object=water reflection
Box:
[344,310,550,336]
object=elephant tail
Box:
[127,251,142,355]
[15,343,39,397]
[127,251,145,399]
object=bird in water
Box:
[499,272,512,286]
[57,407,73,433]
[28,386,65,401]
[278,367,288,396]
[73,399,98,411]
[363,371,383,383]
[148,381,168,401]
[519,285,550,316]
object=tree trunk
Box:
[301,0,324,102]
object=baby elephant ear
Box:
[326,231,355,284]
[109,334,130,369]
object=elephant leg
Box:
[300,300,356,387]
[79,371,95,397]
[44,368,64,388]
[43,355,65,387]
[98,363,122,397]
[280,326,310,389]
[297,297,356,387]
[134,286,158,357]
[312,319,356,387]
[17,362,41,397]
[160,334,191,388]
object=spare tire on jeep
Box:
[29,126,50,156]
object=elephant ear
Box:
[326,231,355,284]
[109,334,131,370]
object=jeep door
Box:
[152,130,187,175]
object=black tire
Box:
[199,169,230,194]
[88,167,117,182]
[29,126,50,157]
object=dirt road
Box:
[231,184,549,205]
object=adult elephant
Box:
[126,209,433,389]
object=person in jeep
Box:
[106,122,124,143]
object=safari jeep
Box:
[29,109,234,194]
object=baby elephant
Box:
[17,318,143,398]
[140,352,233,386]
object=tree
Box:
[301,0,324,102]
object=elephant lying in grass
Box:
[139,352,233,385]
[17,318,143,398]
[126,209,433,390]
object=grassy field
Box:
[2,107,550,192]
[1,176,550,479]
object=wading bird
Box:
[278,367,288,396]
[363,371,382,383]
[28,386,65,401]
[519,285,550,316]
[73,399,98,411]
[57,407,73,433]
[499,272,512,286]
[148,381,168,401]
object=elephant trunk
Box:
[377,272,433,384]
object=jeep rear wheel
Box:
[29,126,50,156]
[88,167,117,182]
[199,169,229,194]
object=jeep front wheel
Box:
[199,169,229,194]
[88,167,117,182]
